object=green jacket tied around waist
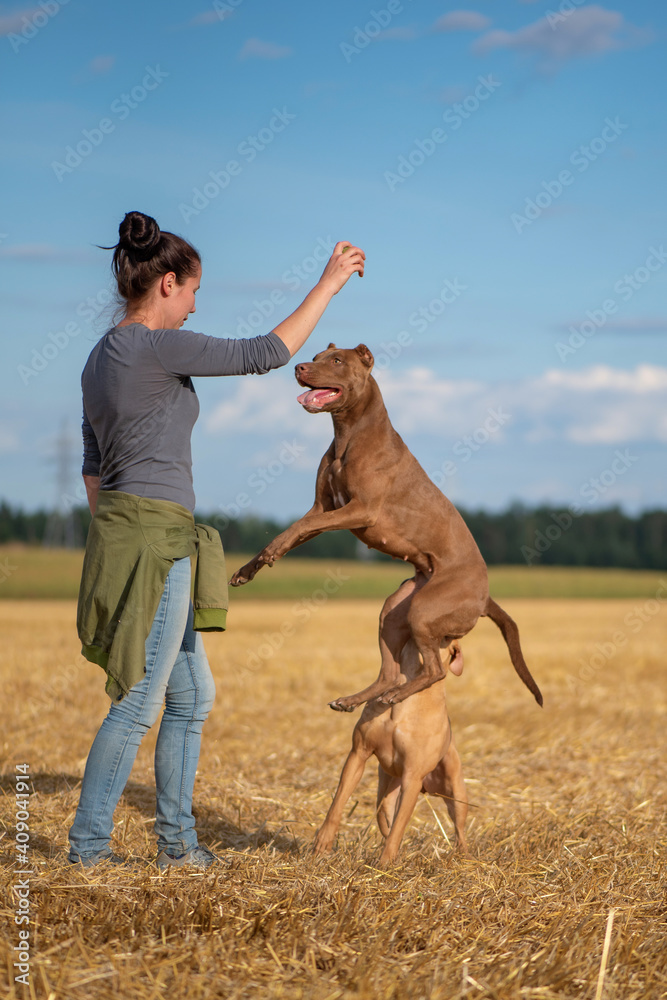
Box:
[77,490,228,702]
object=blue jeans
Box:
[68,556,216,860]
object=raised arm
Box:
[149,242,366,376]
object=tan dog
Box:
[314,638,467,863]
[231,343,542,713]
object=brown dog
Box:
[313,638,467,863]
[230,343,542,711]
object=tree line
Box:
[1,500,665,569]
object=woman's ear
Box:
[160,272,177,296]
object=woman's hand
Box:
[271,241,366,356]
[317,242,365,295]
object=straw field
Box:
[1,570,666,998]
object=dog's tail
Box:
[484,597,543,707]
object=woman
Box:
[68,211,365,870]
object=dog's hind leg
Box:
[330,577,417,712]
[378,772,423,864]
[422,733,468,853]
[379,575,482,705]
[376,766,401,839]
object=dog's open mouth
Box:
[296,386,342,409]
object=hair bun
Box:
[118,211,161,260]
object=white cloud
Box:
[88,55,115,75]
[520,365,667,444]
[0,7,39,36]
[0,243,96,262]
[375,367,486,434]
[378,26,419,41]
[170,9,235,28]
[431,11,491,33]
[0,243,57,259]
[204,363,667,451]
[239,38,293,60]
[474,5,650,69]
[438,85,467,105]
[600,317,667,334]
[205,372,331,442]
[188,10,229,25]
[540,364,667,393]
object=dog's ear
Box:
[354,343,374,369]
[327,342,337,350]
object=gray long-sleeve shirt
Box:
[81,323,291,511]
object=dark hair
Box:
[101,211,201,306]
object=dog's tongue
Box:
[297,387,337,408]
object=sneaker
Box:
[156,845,219,872]
[68,849,128,869]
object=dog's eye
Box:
[332,357,342,364]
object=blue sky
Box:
[1,0,665,521]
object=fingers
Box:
[319,242,366,292]
[334,240,363,255]
[334,241,365,278]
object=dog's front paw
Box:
[229,552,270,586]
[313,829,335,854]
[328,698,357,713]
[376,684,404,705]
[230,568,254,587]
